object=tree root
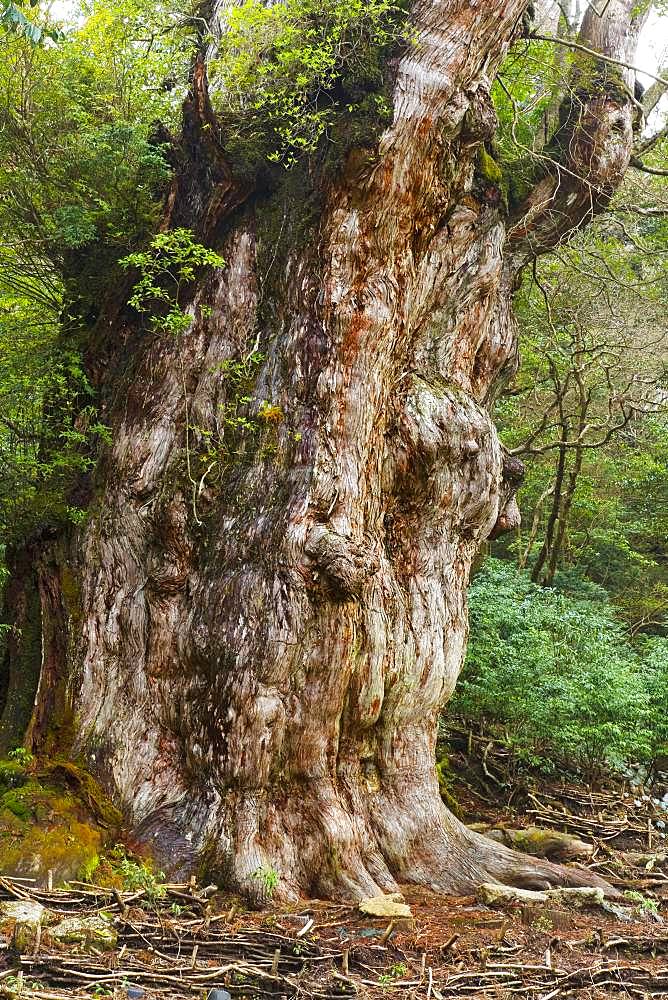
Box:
[137,775,620,906]
[369,778,622,902]
[465,825,621,897]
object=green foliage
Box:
[7,747,34,767]
[114,853,166,900]
[120,228,225,335]
[0,0,194,324]
[490,37,561,205]
[624,890,660,916]
[94,844,167,900]
[0,297,110,544]
[208,0,407,167]
[379,963,408,984]
[1,0,63,44]
[252,864,280,896]
[0,0,197,553]
[642,638,668,756]
[493,203,668,624]
[452,559,668,774]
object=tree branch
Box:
[529,32,668,88]
[508,0,648,258]
[629,156,668,176]
[636,120,668,156]
[641,61,668,115]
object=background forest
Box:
[1,0,667,784]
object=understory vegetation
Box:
[452,558,668,776]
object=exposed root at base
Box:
[367,787,621,904]
[156,779,621,907]
[465,826,621,897]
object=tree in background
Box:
[500,224,667,587]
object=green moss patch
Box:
[477,146,503,185]
[45,761,122,829]
[0,760,119,885]
[0,761,28,792]
[435,752,463,820]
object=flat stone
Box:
[49,914,117,950]
[547,887,605,907]
[479,883,606,909]
[358,893,412,918]
[478,883,548,906]
[0,900,46,952]
[0,900,45,924]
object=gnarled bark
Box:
[2,0,643,902]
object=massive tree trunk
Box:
[3,0,645,902]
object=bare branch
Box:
[529,32,668,87]
[629,156,668,176]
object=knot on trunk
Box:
[489,452,525,539]
[147,496,193,595]
[305,526,379,598]
[489,496,520,539]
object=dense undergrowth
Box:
[452,558,668,779]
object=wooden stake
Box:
[296,916,314,938]
[379,920,395,945]
[271,948,281,975]
[32,921,41,956]
[441,932,460,954]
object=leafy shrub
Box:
[86,844,167,900]
[208,0,408,167]
[450,558,668,775]
[7,748,34,767]
[642,638,668,760]
[120,229,225,335]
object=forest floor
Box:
[1,732,668,1000]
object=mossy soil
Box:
[0,758,120,885]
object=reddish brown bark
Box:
[2,0,644,901]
